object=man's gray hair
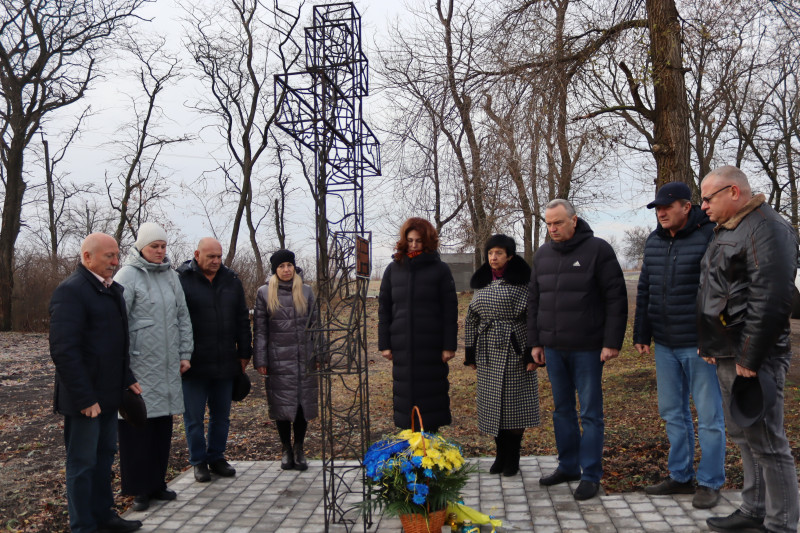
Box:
[704,165,752,196]
[545,198,576,217]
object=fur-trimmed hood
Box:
[470,254,531,289]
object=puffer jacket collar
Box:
[656,205,711,239]
[177,258,235,283]
[470,254,531,289]
[391,250,441,266]
[717,194,766,231]
[550,218,594,253]
[123,249,173,272]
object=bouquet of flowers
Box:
[361,427,474,519]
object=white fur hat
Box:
[134,222,168,251]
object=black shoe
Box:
[693,485,721,509]
[194,463,211,483]
[209,459,236,477]
[281,444,295,470]
[130,495,149,512]
[573,480,600,501]
[150,488,177,501]
[97,514,142,532]
[707,510,766,532]
[539,468,581,486]
[294,445,308,471]
[645,476,695,495]
[502,433,523,477]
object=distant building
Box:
[440,253,474,293]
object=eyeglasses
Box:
[701,185,732,204]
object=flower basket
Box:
[399,508,448,533]
[361,406,475,525]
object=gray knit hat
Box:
[134,222,168,251]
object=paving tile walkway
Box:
[126,456,743,532]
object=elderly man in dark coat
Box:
[178,237,252,482]
[50,233,142,533]
[527,199,627,501]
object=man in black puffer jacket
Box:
[697,166,799,533]
[527,199,627,501]
[177,237,252,483]
[633,182,725,510]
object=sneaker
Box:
[644,477,695,495]
[707,510,766,532]
[573,480,600,501]
[693,485,721,509]
[539,468,581,486]
[209,459,236,477]
[193,463,211,483]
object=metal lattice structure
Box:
[274,3,380,531]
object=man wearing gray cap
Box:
[697,166,799,533]
[633,181,726,509]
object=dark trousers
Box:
[64,412,118,533]
[118,415,173,496]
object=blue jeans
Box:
[182,377,234,465]
[63,412,117,533]
[545,348,604,482]
[717,357,799,533]
[654,343,726,489]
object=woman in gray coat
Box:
[464,234,540,477]
[253,250,317,471]
[114,222,194,511]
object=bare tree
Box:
[34,108,95,267]
[183,0,301,281]
[623,225,651,268]
[105,35,190,245]
[0,0,148,330]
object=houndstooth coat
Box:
[464,255,540,437]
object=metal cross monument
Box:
[274,3,380,531]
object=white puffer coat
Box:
[114,252,193,417]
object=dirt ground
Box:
[2,292,800,532]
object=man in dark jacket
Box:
[178,237,252,482]
[528,199,627,501]
[633,182,725,509]
[697,166,799,533]
[50,233,142,533]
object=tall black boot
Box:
[294,442,308,471]
[503,432,523,477]
[489,434,506,474]
[281,443,295,470]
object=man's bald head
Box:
[81,233,120,281]
[700,166,753,224]
[195,237,223,280]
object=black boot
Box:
[281,443,295,470]
[294,443,308,471]
[489,434,506,474]
[503,432,523,477]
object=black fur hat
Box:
[485,234,516,259]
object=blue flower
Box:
[423,468,433,478]
[412,493,427,505]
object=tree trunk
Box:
[0,147,25,331]
[646,0,691,188]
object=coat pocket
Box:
[129,318,155,355]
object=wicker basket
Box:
[399,508,447,533]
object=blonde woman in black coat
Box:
[253,250,317,471]
[465,234,540,476]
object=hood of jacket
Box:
[550,217,594,254]
[656,204,712,240]
[470,254,531,289]
[123,249,173,272]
